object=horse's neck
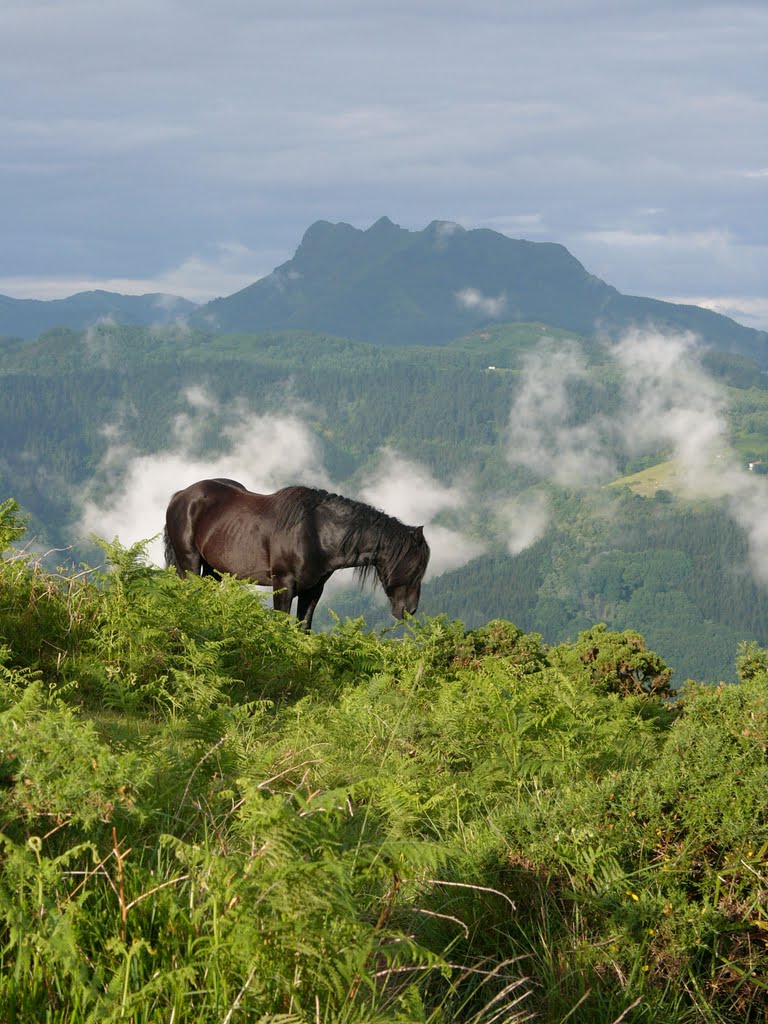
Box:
[342,535,380,571]
[328,511,383,572]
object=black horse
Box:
[164,478,430,628]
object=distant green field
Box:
[608,455,738,499]
[609,459,682,497]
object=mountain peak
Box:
[425,219,465,238]
[366,216,401,234]
[189,217,767,358]
[4,217,764,354]
[298,219,358,246]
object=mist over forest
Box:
[2,322,768,681]
[4,220,768,682]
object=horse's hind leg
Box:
[166,498,206,577]
[165,523,204,577]
[200,558,223,581]
[171,545,204,577]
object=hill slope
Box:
[191,217,768,360]
[0,290,196,339]
[3,515,768,1022]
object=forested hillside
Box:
[2,499,768,1023]
[4,321,768,682]
[0,290,195,339]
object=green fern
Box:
[2,504,768,1022]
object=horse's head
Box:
[381,525,430,619]
[385,579,422,619]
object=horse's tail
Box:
[163,525,180,571]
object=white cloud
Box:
[663,294,768,331]
[433,220,462,239]
[506,330,733,494]
[612,330,730,494]
[359,449,466,524]
[78,390,329,565]
[581,228,734,252]
[81,317,118,365]
[0,242,277,303]
[498,492,551,556]
[358,449,485,579]
[74,324,768,611]
[505,327,768,586]
[455,287,508,319]
[507,339,617,487]
[611,330,768,583]
[78,406,490,599]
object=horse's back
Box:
[166,479,296,581]
[169,477,247,505]
[166,479,247,541]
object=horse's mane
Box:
[273,486,430,586]
[272,486,333,531]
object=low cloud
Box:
[507,338,617,487]
[359,450,485,579]
[505,327,768,586]
[78,401,487,590]
[506,330,730,495]
[455,287,507,319]
[81,318,120,367]
[497,492,551,556]
[0,242,280,304]
[431,220,464,251]
[79,388,329,565]
[75,329,768,618]
[615,330,768,583]
[664,294,768,331]
[80,329,768,612]
[612,330,729,495]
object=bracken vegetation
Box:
[1,497,768,1022]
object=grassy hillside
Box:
[2,500,768,1022]
[609,460,682,498]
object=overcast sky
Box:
[2,0,766,327]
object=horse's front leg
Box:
[296,573,331,630]
[271,572,297,617]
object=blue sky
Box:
[2,0,766,327]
